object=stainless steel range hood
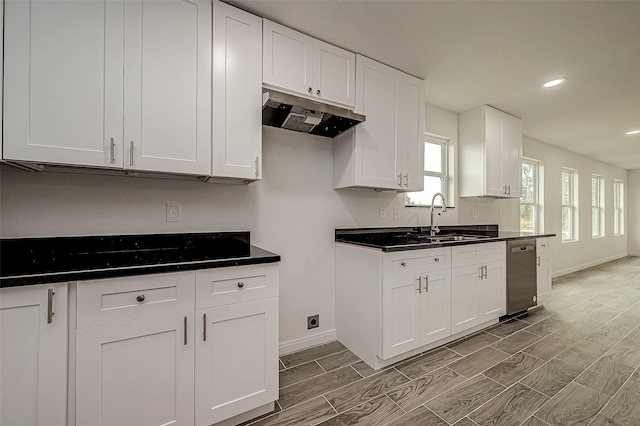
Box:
[262,89,365,138]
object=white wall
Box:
[523,137,629,275]
[0,102,628,352]
[629,169,640,256]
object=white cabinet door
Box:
[76,314,195,426]
[263,20,314,97]
[420,269,451,345]
[212,1,262,180]
[313,40,356,108]
[353,55,402,190]
[400,75,426,191]
[3,0,123,168]
[451,265,481,335]
[502,114,523,198]
[536,238,552,304]
[195,298,278,426]
[124,0,211,175]
[381,275,421,359]
[0,284,68,426]
[484,108,505,197]
[478,260,506,323]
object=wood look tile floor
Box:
[243,256,640,426]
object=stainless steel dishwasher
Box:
[506,239,537,314]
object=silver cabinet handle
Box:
[109,138,115,164]
[316,89,321,96]
[237,282,245,288]
[47,288,55,324]
[508,185,511,195]
[424,275,429,292]
[184,316,188,346]
[417,276,422,293]
[434,257,440,263]
[203,313,207,341]
[404,173,409,186]
[537,256,541,267]
[398,173,403,187]
[483,265,488,279]
[308,87,313,94]
[401,262,407,267]
[479,267,483,279]
[255,156,259,178]
[136,294,145,302]
[129,141,134,166]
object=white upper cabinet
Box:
[263,20,355,109]
[333,55,425,191]
[212,1,262,181]
[124,0,211,175]
[3,0,211,176]
[3,0,124,168]
[459,105,522,198]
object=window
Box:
[591,174,604,238]
[614,179,624,235]
[405,135,448,206]
[520,159,539,234]
[561,168,578,242]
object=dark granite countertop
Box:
[0,232,280,288]
[335,225,555,252]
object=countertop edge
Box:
[0,246,280,288]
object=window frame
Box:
[591,174,604,238]
[561,167,579,243]
[520,158,539,235]
[614,179,624,236]
[405,134,449,207]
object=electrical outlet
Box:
[393,207,399,219]
[307,314,319,329]
[166,203,181,222]
[379,207,387,219]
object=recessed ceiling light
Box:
[626,130,640,135]
[543,78,565,88]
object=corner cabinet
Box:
[211,1,263,181]
[3,0,212,176]
[0,283,68,426]
[536,238,552,304]
[458,105,522,198]
[333,55,425,192]
[263,20,355,109]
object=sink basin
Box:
[429,235,472,242]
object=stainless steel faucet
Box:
[430,192,448,236]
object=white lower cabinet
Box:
[0,283,68,426]
[451,242,506,335]
[195,298,278,425]
[536,238,552,304]
[75,263,279,426]
[336,241,505,370]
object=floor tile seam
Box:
[278,357,325,373]
[277,360,329,391]
[350,364,365,379]
[315,359,329,374]
[322,370,414,414]
[513,379,554,402]
[392,366,412,382]
[281,346,348,369]
[531,414,554,426]
[418,404,454,425]
[454,374,515,424]
[584,364,640,423]
[312,349,351,369]
[322,394,339,416]
[447,339,504,359]
[383,393,407,415]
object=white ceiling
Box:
[230,0,640,170]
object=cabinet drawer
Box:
[452,242,505,268]
[536,238,552,254]
[77,272,195,328]
[383,247,451,278]
[196,263,279,309]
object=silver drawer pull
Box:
[47,288,55,324]
[136,294,145,303]
[308,87,313,93]
[401,262,407,267]
[417,276,422,293]
[434,258,440,262]
[237,282,245,288]
[203,313,207,342]
[316,89,321,96]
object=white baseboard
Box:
[279,329,338,356]
[553,253,629,278]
